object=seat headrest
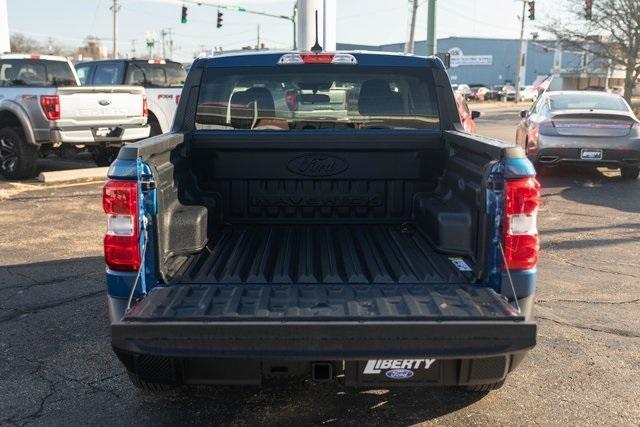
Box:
[358,79,403,116]
[229,87,276,128]
[4,66,17,81]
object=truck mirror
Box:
[520,110,528,119]
[435,52,451,69]
[471,111,481,120]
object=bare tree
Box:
[9,33,74,58]
[541,0,640,102]
[9,33,43,54]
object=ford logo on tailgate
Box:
[385,369,414,379]
[98,99,111,106]
[287,154,348,177]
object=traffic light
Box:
[585,0,593,20]
[181,6,188,24]
[528,1,535,20]
[217,10,223,28]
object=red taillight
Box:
[300,53,335,64]
[142,95,149,118]
[103,180,140,271]
[503,177,540,271]
[40,95,60,120]
[175,94,180,105]
[285,90,298,111]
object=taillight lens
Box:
[103,180,140,271]
[175,94,180,105]
[40,95,60,120]
[503,176,540,271]
[142,95,149,117]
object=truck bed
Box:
[177,224,470,285]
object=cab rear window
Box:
[0,59,77,87]
[195,65,440,131]
[125,62,186,88]
[550,93,629,111]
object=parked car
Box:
[515,90,640,179]
[500,85,516,101]
[455,92,480,133]
[75,59,186,137]
[454,83,471,100]
[469,85,489,101]
[105,51,539,392]
[484,85,503,101]
[0,54,149,177]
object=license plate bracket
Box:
[580,148,603,160]
[93,127,123,138]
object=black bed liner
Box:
[178,224,468,285]
[125,284,519,322]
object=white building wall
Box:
[0,0,10,53]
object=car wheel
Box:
[620,166,640,180]
[90,146,120,167]
[0,127,38,180]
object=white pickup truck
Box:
[75,59,186,136]
[0,54,150,179]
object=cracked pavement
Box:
[0,112,639,425]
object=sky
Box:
[6,0,557,61]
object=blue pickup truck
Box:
[103,51,540,391]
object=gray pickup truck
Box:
[0,54,150,179]
[104,51,540,392]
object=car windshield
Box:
[195,65,440,131]
[0,59,77,87]
[550,93,628,111]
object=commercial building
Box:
[338,36,627,92]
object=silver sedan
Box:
[515,91,640,179]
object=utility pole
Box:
[405,0,419,54]
[160,29,166,58]
[168,29,174,59]
[110,0,120,59]
[256,24,261,50]
[292,3,297,50]
[425,0,437,55]
[514,0,527,103]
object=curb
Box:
[38,167,109,185]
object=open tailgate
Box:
[112,284,536,359]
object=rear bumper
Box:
[50,124,150,145]
[533,144,640,168]
[110,284,536,386]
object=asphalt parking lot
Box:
[1,108,639,426]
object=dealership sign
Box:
[448,47,493,67]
